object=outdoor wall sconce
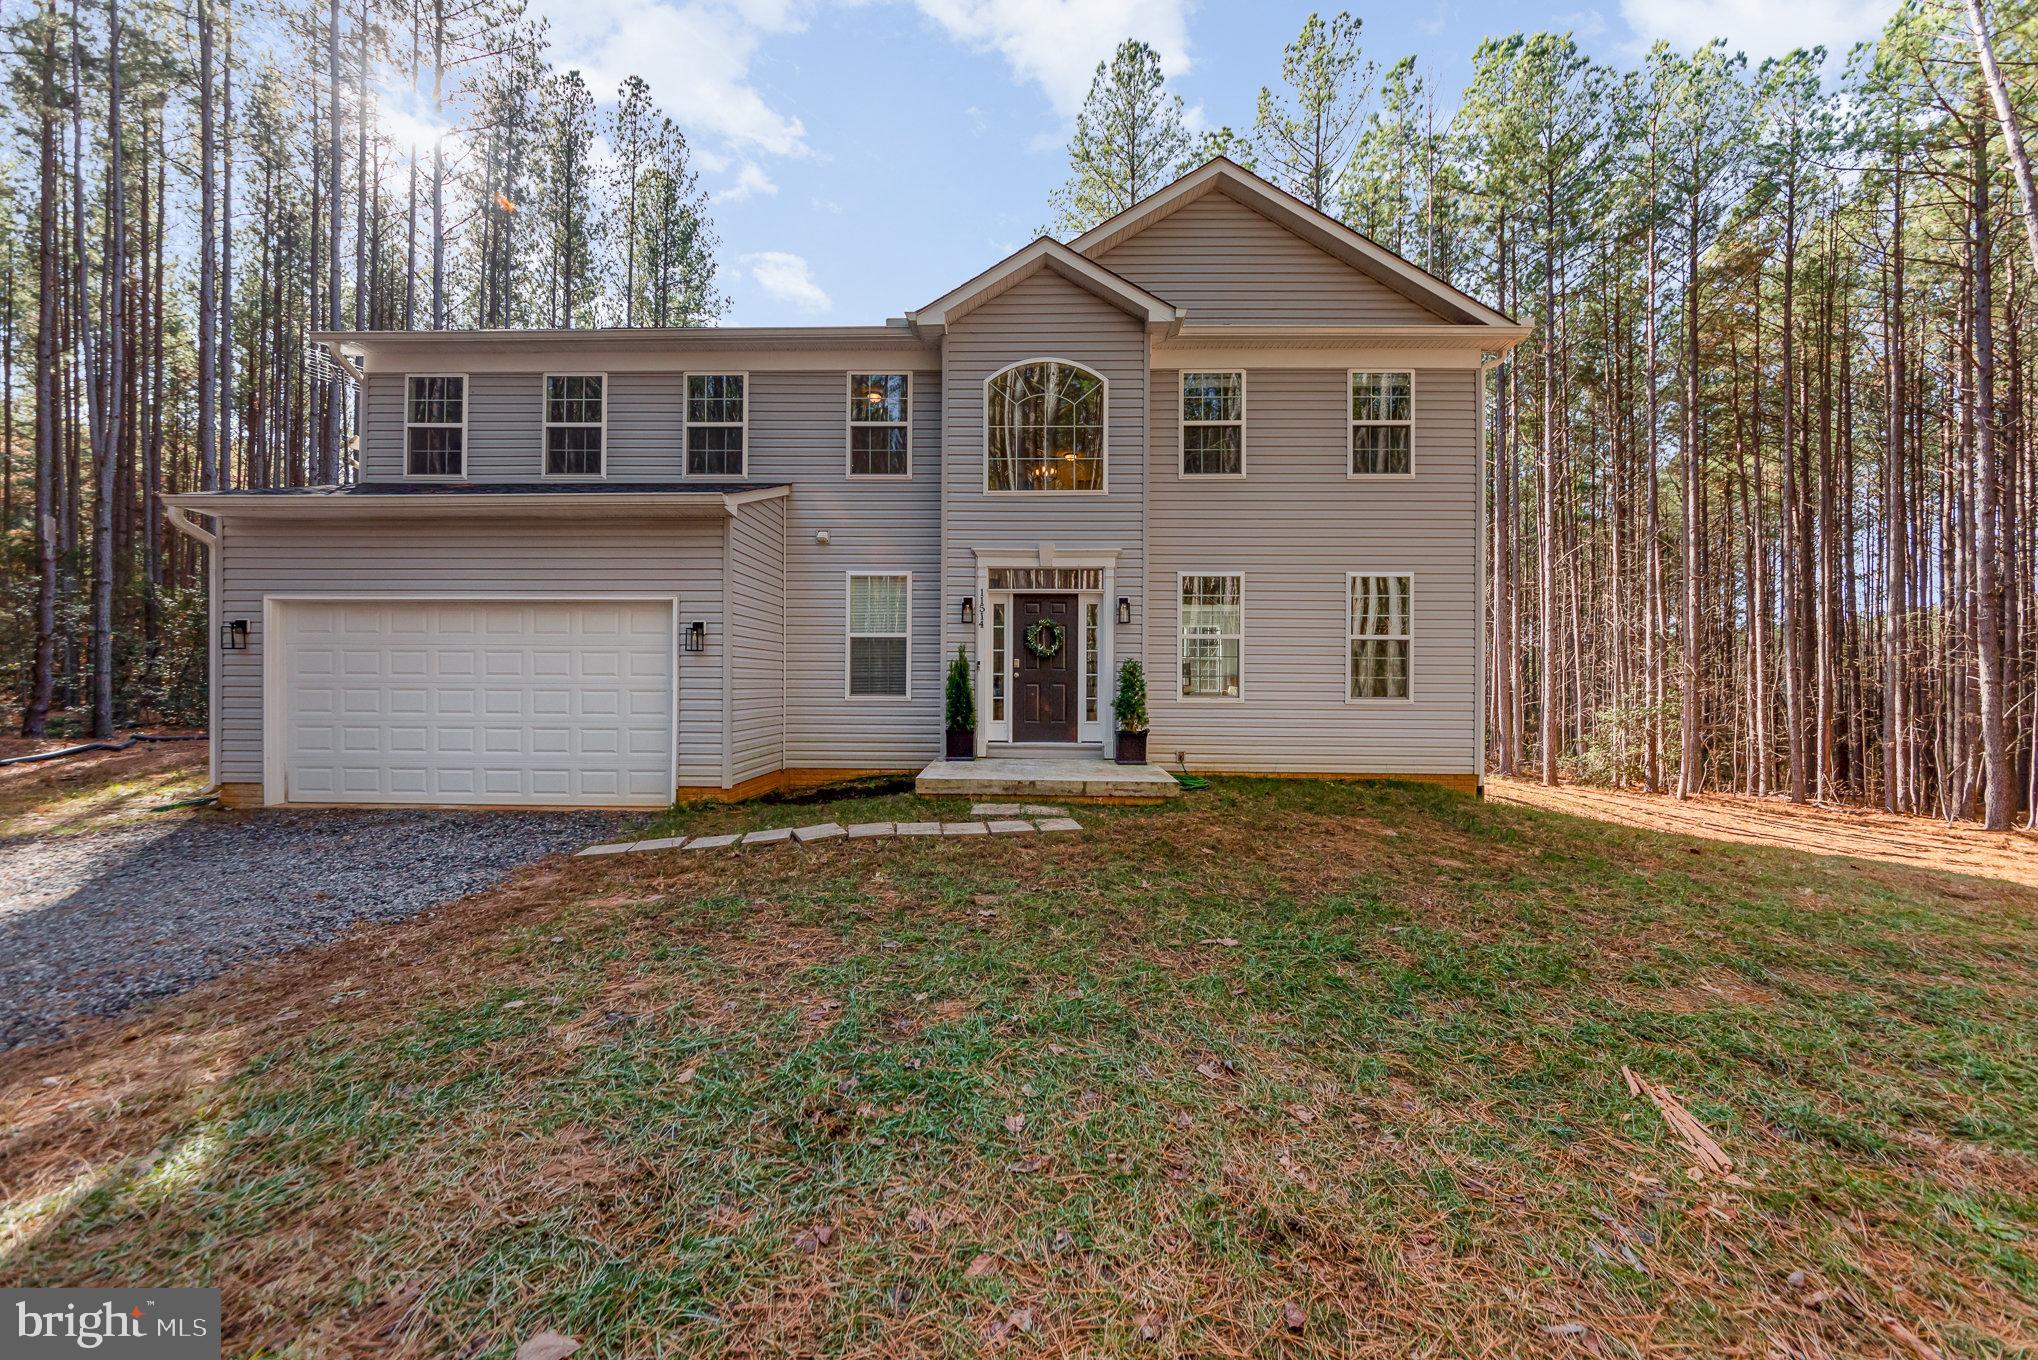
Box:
[221,619,250,651]
[960,597,976,626]
[1117,597,1132,626]
[684,620,707,654]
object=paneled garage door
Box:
[274,598,676,807]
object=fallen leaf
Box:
[1049,1229,1073,1253]
[1282,1301,1306,1332]
[673,1065,699,1084]
[1136,1311,1163,1340]
[906,1208,950,1233]
[1008,1307,1037,1334]
[1173,1111,1193,1128]
[793,1224,835,1254]
[1542,1322,1587,1337]
[515,1331,581,1360]
[1004,1113,1027,1134]
[1199,937,1240,947]
[1195,1061,1225,1081]
[965,1253,998,1278]
[1010,1157,1048,1175]
[1047,1043,1068,1056]
[1286,1104,1317,1124]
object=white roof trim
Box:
[1069,158,1517,330]
[160,487,788,518]
[907,238,1183,335]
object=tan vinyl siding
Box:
[217,514,726,788]
[941,269,1145,674]
[726,495,788,785]
[1092,192,1447,326]
[754,371,943,768]
[1146,366,1478,774]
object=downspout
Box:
[165,503,222,793]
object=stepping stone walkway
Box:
[574,811,1083,857]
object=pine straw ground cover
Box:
[2,779,2036,1358]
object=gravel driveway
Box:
[0,807,623,1050]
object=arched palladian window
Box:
[986,360,1106,492]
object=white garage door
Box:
[276,599,675,807]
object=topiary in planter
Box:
[1114,658,1149,765]
[945,646,976,759]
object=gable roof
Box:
[906,238,1182,337]
[1069,158,1515,330]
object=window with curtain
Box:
[1181,371,1244,476]
[544,375,604,476]
[1180,574,1243,698]
[405,375,465,476]
[1350,371,1413,475]
[1349,574,1412,698]
[986,361,1105,491]
[848,373,910,477]
[847,573,910,698]
[688,374,745,476]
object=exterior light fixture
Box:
[221,619,250,651]
[685,620,707,654]
[960,597,976,626]
[1117,597,1132,626]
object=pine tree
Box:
[1047,40,1190,237]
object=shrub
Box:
[1114,658,1148,732]
[945,645,975,732]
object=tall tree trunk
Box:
[1971,113,2015,829]
[25,2,61,737]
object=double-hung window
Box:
[1349,370,1413,475]
[847,573,910,699]
[1180,574,1243,699]
[543,374,604,476]
[688,374,746,476]
[1181,371,1244,476]
[405,375,465,477]
[848,373,910,477]
[1349,574,1413,699]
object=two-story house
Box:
[165,159,1526,809]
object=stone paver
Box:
[685,833,740,851]
[942,821,989,836]
[971,802,1025,816]
[629,835,689,854]
[575,842,635,857]
[1019,804,1069,817]
[742,827,793,845]
[986,819,1034,834]
[792,822,846,843]
[846,822,895,839]
[896,821,942,836]
[1036,817,1082,832]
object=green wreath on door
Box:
[1023,618,1066,659]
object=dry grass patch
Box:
[1,777,2035,1356]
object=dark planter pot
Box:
[946,728,976,760]
[1116,729,1149,766]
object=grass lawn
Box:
[3,778,2036,1357]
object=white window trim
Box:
[684,370,750,479]
[1178,369,1247,479]
[540,371,607,480]
[1347,368,1416,480]
[845,371,912,480]
[403,372,468,481]
[981,356,1110,497]
[844,570,912,702]
[1176,570,1246,704]
[1346,571,1416,704]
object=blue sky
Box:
[522,0,1899,326]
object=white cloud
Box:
[744,250,832,312]
[526,0,809,156]
[722,163,780,202]
[908,0,1194,117]
[1618,0,1895,60]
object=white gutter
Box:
[160,488,789,518]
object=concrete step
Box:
[916,757,1181,802]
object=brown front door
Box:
[1012,593,1079,743]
